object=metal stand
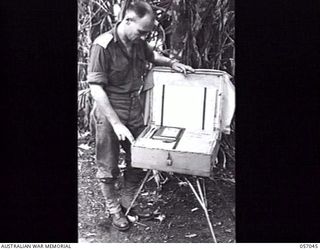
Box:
[184,177,217,243]
[125,169,152,216]
[125,170,217,243]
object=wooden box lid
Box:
[143,67,235,134]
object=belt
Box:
[107,90,141,98]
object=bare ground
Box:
[78,132,235,243]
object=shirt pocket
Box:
[109,61,129,83]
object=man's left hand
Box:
[171,62,195,75]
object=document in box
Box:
[135,137,176,150]
[175,130,217,154]
[152,126,184,141]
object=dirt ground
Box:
[78,131,235,243]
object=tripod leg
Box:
[125,169,152,216]
[185,177,217,243]
[201,178,208,208]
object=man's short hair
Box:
[126,1,154,19]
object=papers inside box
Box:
[135,125,219,154]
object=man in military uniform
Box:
[87,1,194,231]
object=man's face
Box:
[125,13,154,43]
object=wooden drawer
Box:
[132,125,220,177]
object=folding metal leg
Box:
[124,169,152,216]
[184,177,217,243]
[124,170,217,242]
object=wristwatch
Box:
[169,58,179,68]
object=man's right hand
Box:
[89,85,135,144]
[112,123,135,144]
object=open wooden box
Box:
[131,67,235,178]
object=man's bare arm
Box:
[153,51,195,75]
[89,84,134,143]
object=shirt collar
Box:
[112,22,121,43]
[112,21,138,59]
[112,21,138,47]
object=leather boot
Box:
[110,211,130,231]
[123,205,154,220]
[100,180,130,231]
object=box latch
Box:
[166,153,173,166]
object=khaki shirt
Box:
[87,23,154,94]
